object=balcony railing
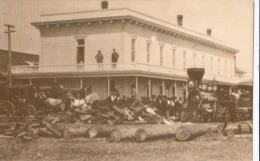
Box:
[11,63,240,83]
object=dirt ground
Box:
[0,132,252,161]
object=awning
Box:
[236,81,253,87]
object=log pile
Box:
[0,118,252,143]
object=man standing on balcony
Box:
[95,50,104,70]
[111,48,119,68]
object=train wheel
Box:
[25,105,36,121]
[0,101,14,121]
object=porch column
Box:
[135,76,139,97]
[80,78,83,88]
[148,78,151,98]
[183,82,187,101]
[162,79,165,95]
[229,87,232,95]
[107,77,110,97]
[174,81,177,97]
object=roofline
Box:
[0,49,38,57]
[31,8,239,54]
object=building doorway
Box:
[110,80,116,93]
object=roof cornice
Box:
[31,8,239,54]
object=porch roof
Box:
[9,70,237,86]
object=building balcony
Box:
[11,63,240,84]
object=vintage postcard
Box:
[0,0,258,161]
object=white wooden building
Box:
[11,3,243,100]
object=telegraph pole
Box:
[4,24,15,86]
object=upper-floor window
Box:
[218,58,220,75]
[202,55,205,68]
[147,41,151,63]
[193,53,197,67]
[131,38,136,62]
[77,39,85,64]
[210,56,213,74]
[183,51,186,69]
[225,59,227,76]
[172,48,176,68]
[231,60,234,77]
[160,45,164,66]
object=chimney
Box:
[101,0,109,9]
[177,15,183,26]
[207,29,212,36]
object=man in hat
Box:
[95,50,104,70]
[111,48,119,68]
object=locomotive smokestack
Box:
[187,68,205,87]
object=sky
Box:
[0,0,254,79]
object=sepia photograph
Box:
[0,0,258,161]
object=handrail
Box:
[11,63,240,83]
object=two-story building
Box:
[10,2,242,100]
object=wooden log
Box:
[238,123,252,134]
[88,126,116,138]
[63,125,93,139]
[110,126,143,142]
[13,120,39,136]
[28,127,40,139]
[38,128,55,137]
[175,124,217,141]
[44,122,62,137]
[135,125,176,142]
[111,105,124,115]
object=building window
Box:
[172,48,176,68]
[202,55,205,68]
[193,53,196,67]
[131,38,136,62]
[160,45,164,66]
[210,56,213,73]
[225,60,227,76]
[160,85,163,95]
[147,42,151,63]
[218,58,220,75]
[77,39,85,64]
[230,61,234,77]
[183,51,186,69]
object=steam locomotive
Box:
[181,68,252,123]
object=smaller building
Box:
[0,49,39,73]
[0,49,39,99]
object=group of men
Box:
[148,95,183,119]
[106,90,184,120]
[95,48,119,69]
[231,88,250,102]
